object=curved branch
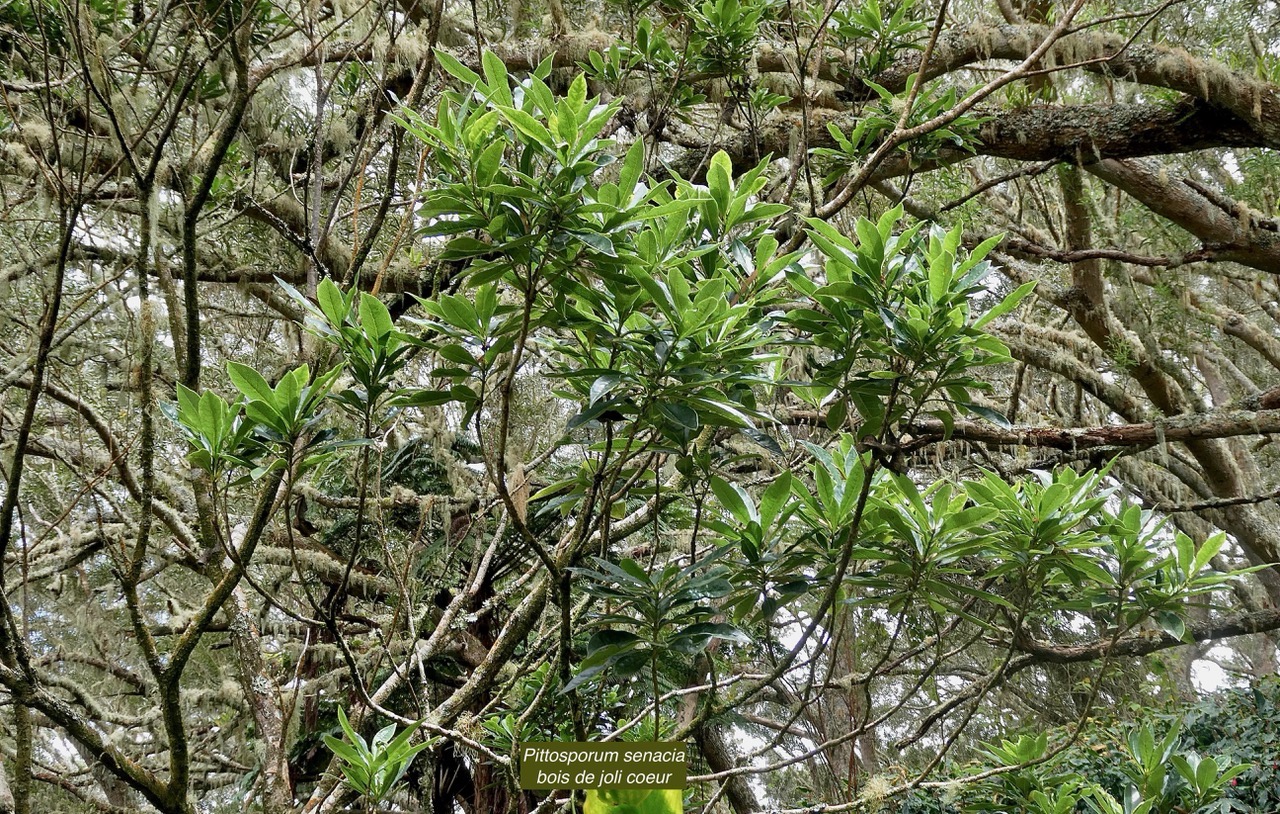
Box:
[1014,608,1280,664]
[864,22,1280,146]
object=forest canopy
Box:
[2,0,1280,811]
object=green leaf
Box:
[434,49,480,85]
[688,395,756,427]
[372,723,397,749]
[676,621,750,644]
[474,139,506,185]
[825,398,848,431]
[927,250,950,303]
[958,402,1010,427]
[587,629,642,653]
[1195,755,1219,793]
[1193,532,1226,573]
[441,236,494,260]
[710,477,756,525]
[317,278,349,328]
[657,401,700,433]
[1155,610,1188,642]
[180,382,208,415]
[589,373,622,406]
[561,662,610,693]
[740,428,784,457]
[706,150,733,219]
[618,139,645,200]
[974,280,1036,329]
[481,50,513,106]
[323,734,366,766]
[227,362,276,406]
[244,400,284,432]
[502,108,554,149]
[392,389,457,407]
[759,472,793,527]
[585,789,682,814]
[276,366,302,412]
[359,293,394,339]
[571,230,617,257]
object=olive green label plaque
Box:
[518,742,687,790]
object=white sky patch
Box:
[1192,644,1250,693]
[1222,153,1245,184]
[730,727,775,805]
[1190,658,1229,694]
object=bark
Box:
[789,400,1280,451]
[694,721,762,814]
[1055,167,1280,602]
[0,663,175,812]
[867,22,1280,148]
[676,99,1262,178]
[69,740,138,811]
[480,22,1280,147]
[1086,158,1280,276]
[10,705,28,814]
[223,586,295,814]
[1014,608,1280,664]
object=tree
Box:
[0,0,1278,811]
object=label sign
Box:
[518,742,688,789]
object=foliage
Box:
[2,0,1279,812]
[568,554,748,693]
[281,278,422,419]
[814,84,989,177]
[1180,678,1280,810]
[904,680,1280,813]
[167,360,344,481]
[322,708,435,809]
[830,0,928,72]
